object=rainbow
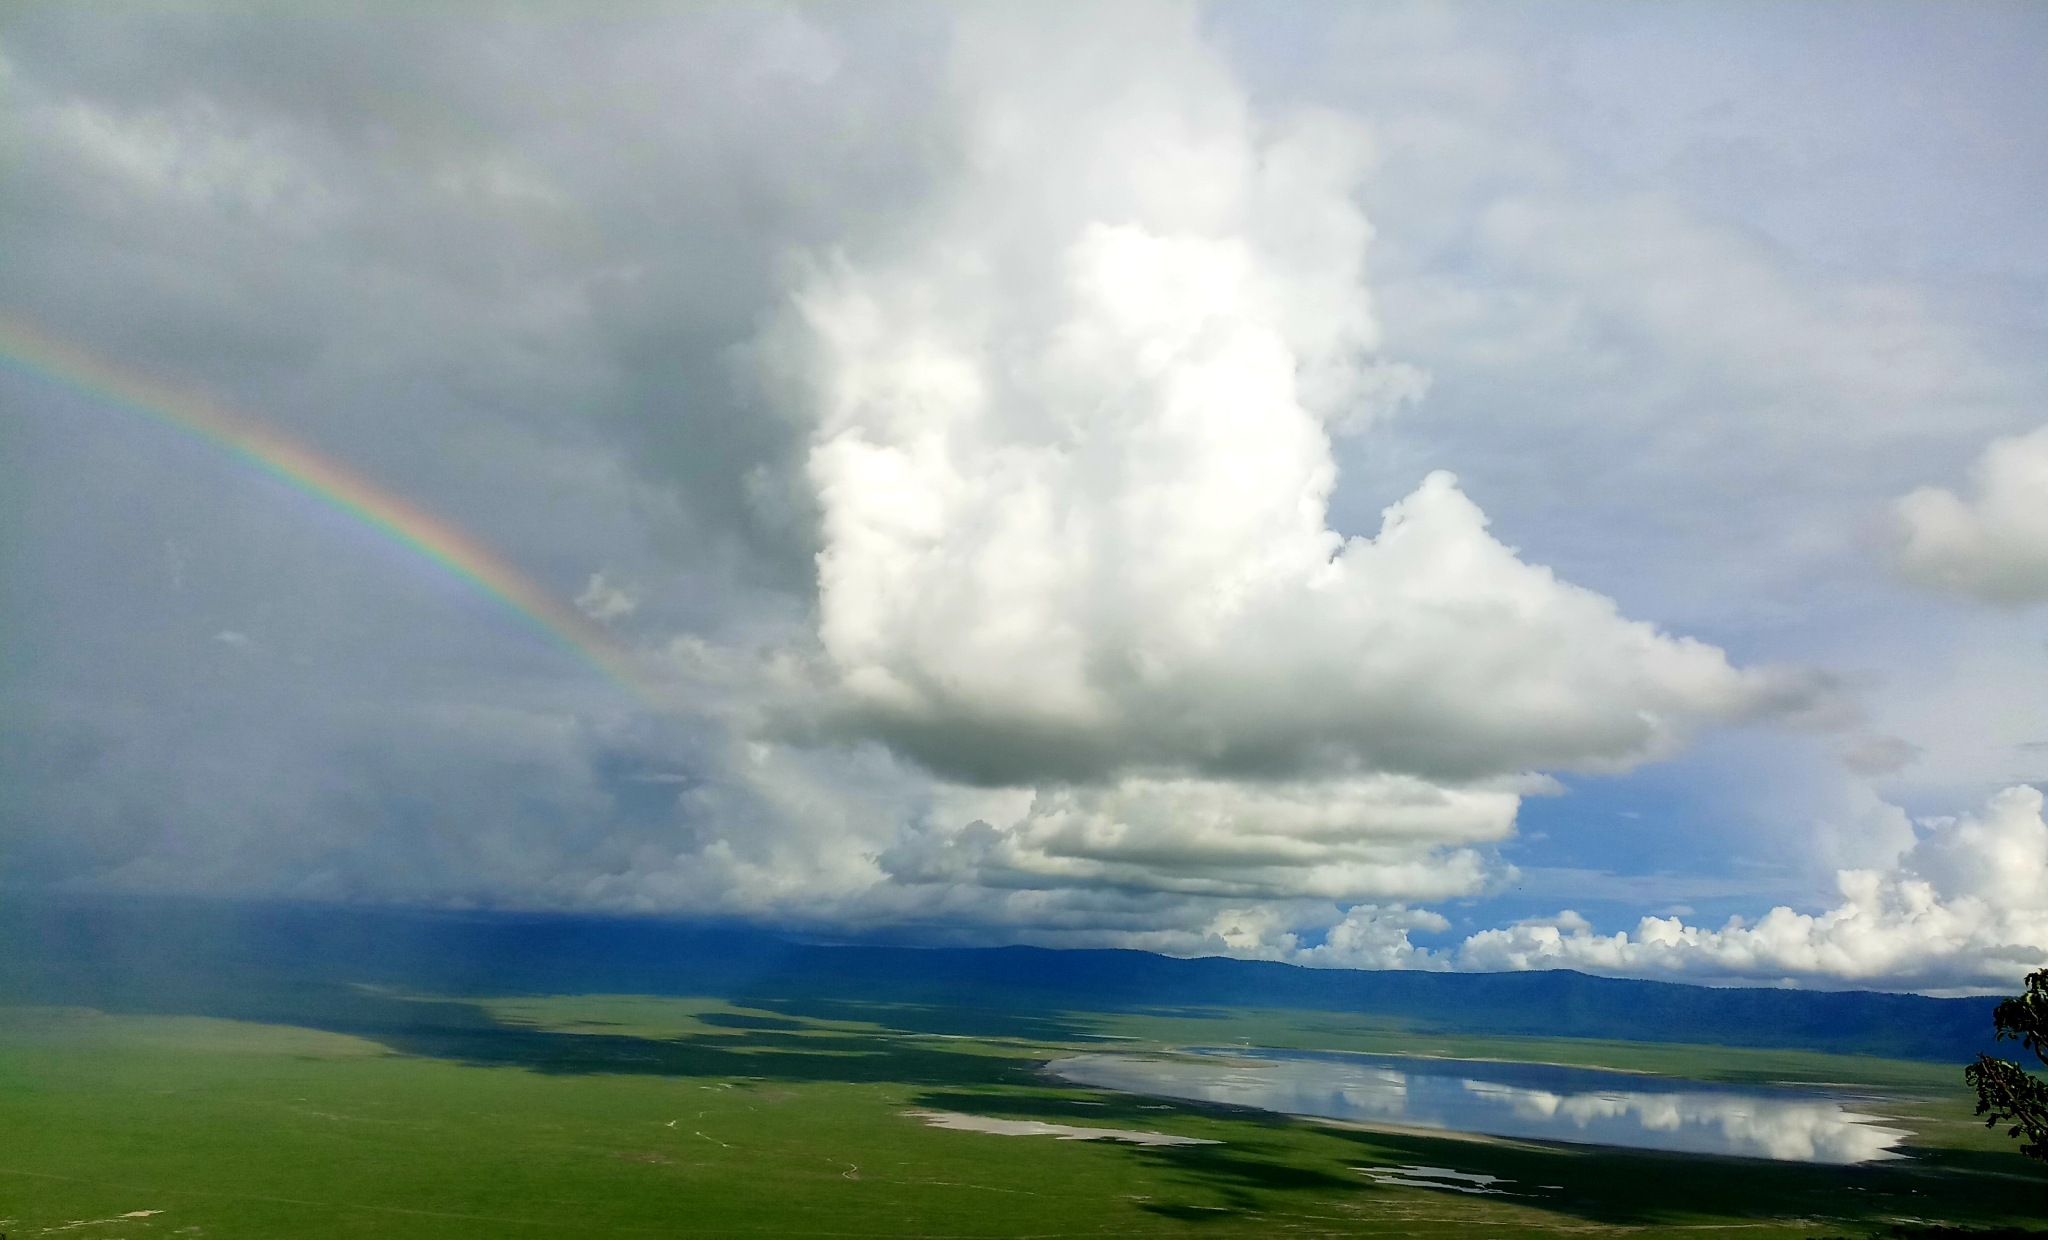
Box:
[0,315,653,702]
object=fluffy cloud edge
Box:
[1448,784,2048,992]
[1898,425,2048,604]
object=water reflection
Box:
[1047,1050,1910,1163]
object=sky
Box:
[4,1,2047,996]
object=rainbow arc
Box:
[0,315,650,702]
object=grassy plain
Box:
[2,996,2044,1239]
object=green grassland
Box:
[3,996,2044,1239]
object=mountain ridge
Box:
[0,893,2004,1063]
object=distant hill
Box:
[0,893,2004,1063]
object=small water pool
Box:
[1046,1049,1911,1164]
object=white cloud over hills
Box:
[1456,785,2048,992]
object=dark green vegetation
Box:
[1971,969,2048,1164]
[4,988,2046,1239]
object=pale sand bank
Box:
[903,1109,1219,1147]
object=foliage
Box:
[1968,968,2048,1163]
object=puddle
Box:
[1358,1165,1512,1194]
[1047,1050,1910,1163]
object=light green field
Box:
[2,997,2043,1239]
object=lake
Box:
[1046,1049,1912,1163]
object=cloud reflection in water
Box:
[1048,1051,1909,1163]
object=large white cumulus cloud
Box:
[1461,785,2048,990]
[764,5,1808,902]
[1897,425,2048,604]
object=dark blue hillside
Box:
[0,893,2003,1063]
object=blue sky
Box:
[4,2,2047,993]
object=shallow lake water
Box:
[1047,1050,1911,1164]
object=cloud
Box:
[1457,785,2048,990]
[749,4,1830,904]
[1898,425,2048,604]
[574,571,639,622]
[778,12,1803,779]
[880,774,1516,901]
[1297,904,1452,970]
